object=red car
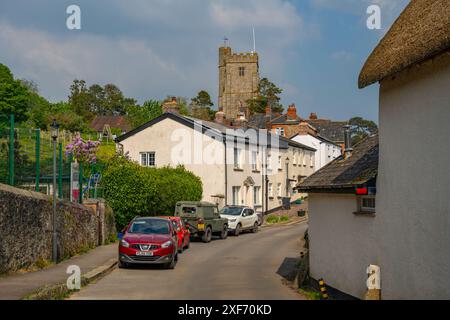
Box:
[119,217,179,269]
[159,216,190,253]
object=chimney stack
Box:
[343,125,353,159]
[309,112,318,120]
[162,97,180,114]
[287,104,297,119]
[215,108,225,124]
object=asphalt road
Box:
[70,221,308,300]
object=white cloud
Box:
[0,0,307,106]
[0,20,197,102]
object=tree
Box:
[69,79,93,121]
[88,84,106,115]
[126,100,163,128]
[349,117,378,145]
[246,77,284,115]
[0,64,30,124]
[190,90,216,121]
[191,90,213,108]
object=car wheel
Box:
[234,224,241,236]
[178,239,184,253]
[220,225,228,239]
[252,222,259,233]
[165,254,177,269]
[118,259,128,269]
[202,227,212,243]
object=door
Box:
[242,209,253,228]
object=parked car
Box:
[159,216,190,253]
[175,201,228,243]
[219,206,259,236]
[118,217,179,269]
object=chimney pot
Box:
[343,125,353,159]
[309,112,318,120]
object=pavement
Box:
[70,220,308,300]
[0,243,117,300]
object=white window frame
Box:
[277,183,282,197]
[253,186,261,206]
[358,195,376,213]
[252,151,258,171]
[234,148,242,169]
[140,152,155,167]
[232,186,241,205]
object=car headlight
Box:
[161,240,173,249]
[120,239,130,248]
[229,219,237,223]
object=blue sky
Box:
[0,0,410,122]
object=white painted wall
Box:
[308,193,377,299]
[118,116,314,212]
[293,134,340,171]
[375,52,450,299]
[118,118,226,205]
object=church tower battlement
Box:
[218,46,259,120]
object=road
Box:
[70,221,307,300]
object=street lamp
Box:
[51,119,59,263]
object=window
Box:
[252,151,258,171]
[239,66,245,76]
[277,183,282,197]
[302,151,306,166]
[268,183,273,197]
[234,148,242,169]
[278,156,282,170]
[358,195,376,213]
[310,152,314,167]
[253,186,261,206]
[232,187,241,205]
[293,151,297,165]
[276,127,285,137]
[140,152,155,167]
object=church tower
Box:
[218,45,259,120]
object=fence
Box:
[0,114,104,202]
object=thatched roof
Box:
[359,0,450,88]
[297,134,378,192]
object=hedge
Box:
[101,155,203,229]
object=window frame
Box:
[239,66,245,77]
[140,152,156,167]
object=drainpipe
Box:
[224,136,228,206]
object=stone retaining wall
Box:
[0,183,115,274]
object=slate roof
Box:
[248,113,277,129]
[297,134,378,192]
[271,113,302,125]
[117,112,316,151]
[90,116,131,132]
[305,120,348,143]
[359,0,450,88]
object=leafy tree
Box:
[246,77,284,115]
[191,90,213,108]
[88,84,106,115]
[103,84,136,115]
[0,64,30,124]
[126,100,163,128]
[190,90,216,121]
[69,79,93,121]
[349,117,378,145]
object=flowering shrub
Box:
[65,134,100,164]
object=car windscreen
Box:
[181,207,197,215]
[128,219,171,235]
[219,207,242,216]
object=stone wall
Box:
[0,183,115,274]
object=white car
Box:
[219,206,259,236]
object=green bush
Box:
[280,215,290,222]
[266,215,279,224]
[101,155,203,229]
